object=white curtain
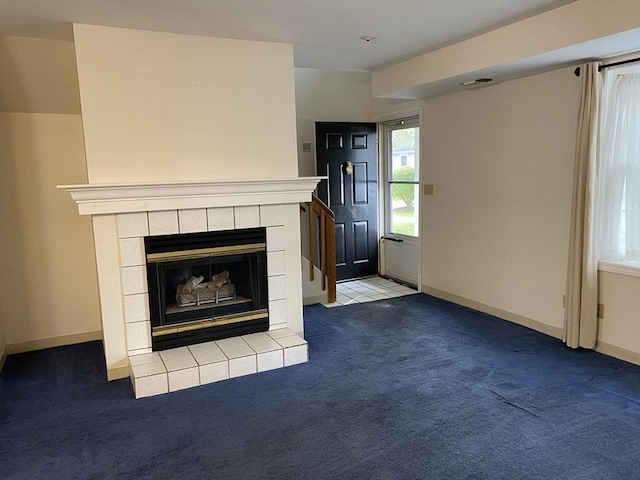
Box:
[597,71,640,262]
[564,62,600,349]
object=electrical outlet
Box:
[424,184,434,196]
[302,142,312,153]
[597,303,605,319]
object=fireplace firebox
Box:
[145,227,269,351]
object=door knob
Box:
[342,160,353,175]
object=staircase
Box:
[300,194,336,304]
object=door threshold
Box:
[378,274,418,290]
[336,274,380,284]
[337,274,417,291]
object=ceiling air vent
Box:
[459,78,493,86]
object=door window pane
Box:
[391,128,419,181]
[388,124,419,237]
[389,184,419,236]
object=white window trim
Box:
[381,116,420,239]
[598,260,640,278]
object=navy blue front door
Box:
[316,122,378,281]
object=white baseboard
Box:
[421,285,564,339]
[303,294,328,306]
[421,285,640,365]
[0,344,6,373]
[108,364,131,381]
[596,341,640,366]
[6,330,103,355]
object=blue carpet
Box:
[1,294,639,479]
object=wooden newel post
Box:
[326,215,337,304]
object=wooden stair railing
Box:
[301,194,336,303]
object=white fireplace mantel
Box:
[59,177,325,215]
[58,176,324,385]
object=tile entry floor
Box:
[322,276,418,308]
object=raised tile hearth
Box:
[130,328,307,398]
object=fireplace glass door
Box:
[145,228,268,350]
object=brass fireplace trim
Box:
[151,309,269,337]
[147,243,266,263]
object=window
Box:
[383,117,420,237]
[597,64,640,263]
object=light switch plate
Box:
[424,184,434,196]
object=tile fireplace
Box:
[60,177,323,396]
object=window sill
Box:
[598,260,640,278]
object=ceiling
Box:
[0,0,579,72]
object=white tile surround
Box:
[116,204,293,359]
[60,178,324,393]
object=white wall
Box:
[0,27,304,354]
[598,272,640,362]
[294,68,372,177]
[0,113,102,347]
[299,68,580,335]
[0,35,81,114]
[2,29,636,363]
[419,68,579,333]
[0,303,5,369]
[0,36,101,351]
[73,24,299,184]
[373,67,639,362]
